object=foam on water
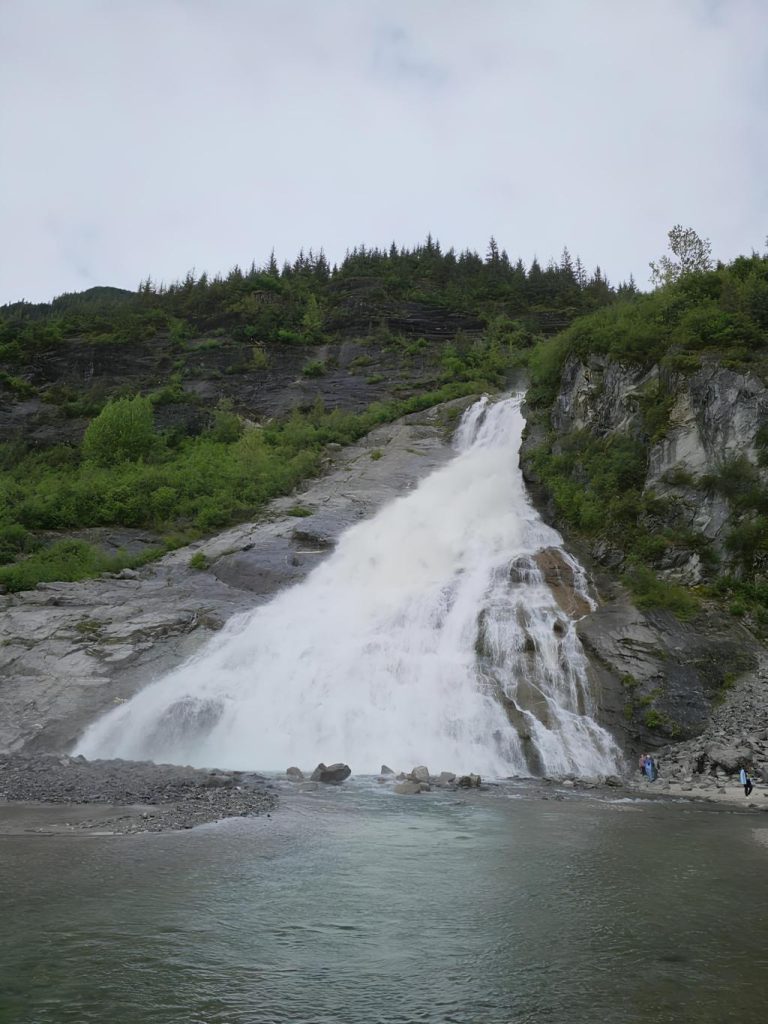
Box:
[77,395,621,777]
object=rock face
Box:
[0,319,484,448]
[653,662,768,784]
[309,763,351,785]
[0,401,469,755]
[577,590,761,749]
[521,353,768,758]
[543,356,768,570]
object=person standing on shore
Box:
[739,767,753,797]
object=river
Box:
[1,782,767,1023]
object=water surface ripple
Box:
[1,785,767,1023]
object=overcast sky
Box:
[1,0,766,304]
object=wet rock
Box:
[457,773,481,788]
[393,781,422,795]
[604,775,623,787]
[409,765,430,783]
[435,771,456,786]
[286,767,304,781]
[310,762,351,784]
[532,548,593,618]
[380,764,395,775]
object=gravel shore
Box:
[0,754,277,834]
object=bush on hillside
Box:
[82,395,157,465]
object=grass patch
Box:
[0,539,163,593]
[622,564,699,619]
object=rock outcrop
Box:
[522,353,768,760]
[541,355,768,571]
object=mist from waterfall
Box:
[77,395,622,777]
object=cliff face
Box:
[522,355,768,764]
[549,357,768,576]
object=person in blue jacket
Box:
[739,767,753,797]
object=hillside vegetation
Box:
[0,238,625,591]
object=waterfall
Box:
[77,395,622,778]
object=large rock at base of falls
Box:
[457,774,481,788]
[408,765,430,783]
[310,762,351,784]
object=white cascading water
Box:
[78,395,622,777]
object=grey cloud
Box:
[0,0,766,303]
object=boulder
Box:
[394,781,422,795]
[286,767,304,781]
[435,771,456,786]
[457,773,481,788]
[705,744,752,774]
[380,764,395,775]
[310,762,351,784]
[409,765,430,783]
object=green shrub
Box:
[623,565,699,619]
[302,360,326,377]
[0,523,37,564]
[0,372,35,398]
[0,540,125,593]
[150,372,186,405]
[209,400,243,443]
[251,347,269,370]
[189,551,208,570]
[643,708,665,730]
[82,395,157,465]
